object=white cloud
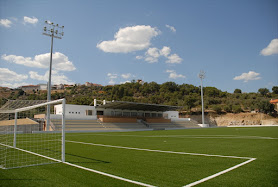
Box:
[166,70,185,79]
[121,73,133,79]
[108,79,116,85]
[0,68,28,82]
[97,25,160,53]
[0,19,12,28]
[0,68,29,88]
[144,47,160,63]
[29,70,74,85]
[23,16,38,24]
[233,71,261,82]
[120,81,131,84]
[146,48,160,58]
[160,46,171,57]
[136,56,143,60]
[2,52,76,71]
[107,73,118,79]
[166,54,182,64]
[165,24,176,33]
[136,46,182,64]
[260,38,278,56]
[107,73,118,85]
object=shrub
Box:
[232,105,242,113]
[212,105,222,114]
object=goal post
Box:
[0,98,66,169]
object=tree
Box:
[204,87,221,98]
[184,95,197,111]
[258,88,270,96]
[234,89,242,94]
[232,105,242,113]
[257,100,275,114]
[212,105,222,114]
[272,86,278,94]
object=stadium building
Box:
[52,99,200,131]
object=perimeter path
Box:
[66,140,257,186]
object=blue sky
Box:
[0,0,277,93]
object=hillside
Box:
[0,82,277,116]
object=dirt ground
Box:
[190,113,278,126]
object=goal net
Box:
[0,99,65,169]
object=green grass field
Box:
[1,127,278,186]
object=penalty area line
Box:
[183,158,256,187]
[67,140,257,186]
[0,143,154,186]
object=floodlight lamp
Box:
[44,27,47,31]
[56,24,59,27]
[62,26,64,28]
[55,30,58,34]
[45,20,48,24]
[61,32,64,36]
[51,29,54,33]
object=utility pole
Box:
[198,70,205,126]
[43,21,64,131]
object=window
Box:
[86,110,93,116]
[158,113,163,117]
[151,113,157,117]
[145,113,150,117]
[137,112,144,117]
[114,111,122,116]
[131,112,137,117]
[123,112,130,117]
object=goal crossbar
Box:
[0,99,65,114]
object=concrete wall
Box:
[163,111,179,120]
[54,104,97,119]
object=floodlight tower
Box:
[43,21,64,130]
[198,70,205,126]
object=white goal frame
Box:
[0,98,66,169]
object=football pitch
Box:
[1,127,278,186]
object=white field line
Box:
[64,162,155,187]
[0,143,62,163]
[183,158,256,187]
[66,133,278,140]
[0,143,155,187]
[67,140,257,186]
[66,140,255,160]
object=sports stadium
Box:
[0,99,277,186]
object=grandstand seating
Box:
[172,120,200,128]
[51,119,200,131]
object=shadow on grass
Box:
[66,152,110,164]
[41,148,110,164]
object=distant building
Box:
[137,79,144,85]
[270,99,278,111]
[38,84,47,90]
[64,84,74,88]
[20,85,39,92]
[52,84,64,90]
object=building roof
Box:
[96,100,181,112]
[270,99,278,104]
